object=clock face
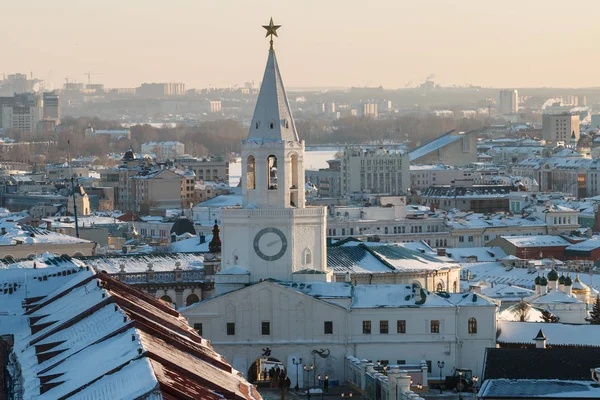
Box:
[253,227,288,261]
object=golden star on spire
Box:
[262,17,281,49]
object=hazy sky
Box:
[2,0,598,89]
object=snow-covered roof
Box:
[79,252,205,274]
[444,246,507,263]
[566,239,600,251]
[0,267,262,400]
[482,283,535,302]
[498,304,545,322]
[497,320,600,347]
[168,235,212,253]
[409,130,463,161]
[0,223,90,246]
[479,379,600,399]
[499,235,571,248]
[445,212,546,230]
[196,195,243,207]
[530,290,583,304]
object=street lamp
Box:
[437,360,445,394]
[317,375,328,400]
[417,383,423,391]
[458,370,463,393]
[473,375,479,394]
[303,364,314,400]
[292,358,302,391]
[341,393,353,398]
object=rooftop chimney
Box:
[534,329,547,349]
[199,233,206,244]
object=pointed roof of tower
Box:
[247,22,299,143]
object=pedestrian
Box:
[285,376,291,392]
[262,368,268,381]
[269,367,275,387]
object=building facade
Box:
[498,89,518,114]
[341,148,410,196]
[541,112,580,144]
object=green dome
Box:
[564,275,573,286]
[534,275,542,285]
[558,274,566,284]
[547,268,558,281]
[539,275,548,286]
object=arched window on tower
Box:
[290,153,299,207]
[436,282,444,292]
[268,155,278,190]
[468,317,477,334]
[303,248,312,265]
[247,155,256,190]
[269,121,274,129]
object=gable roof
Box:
[409,130,459,161]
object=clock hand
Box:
[266,239,280,247]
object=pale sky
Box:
[2,0,598,90]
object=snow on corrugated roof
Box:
[352,285,454,308]
[197,195,243,207]
[479,379,600,398]
[445,246,507,263]
[79,253,205,274]
[409,131,462,161]
[169,235,212,253]
[279,281,352,299]
[566,239,600,251]
[530,290,583,304]
[497,320,600,347]
[500,235,570,248]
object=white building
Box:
[181,25,497,390]
[141,141,185,161]
[498,89,518,114]
[1,104,42,133]
[341,147,410,195]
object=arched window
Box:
[160,295,173,304]
[436,282,444,292]
[453,280,458,293]
[290,153,299,207]
[269,121,274,129]
[468,317,477,334]
[303,248,312,265]
[267,155,278,190]
[285,120,289,129]
[186,293,200,306]
[246,155,256,190]
[255,121,260,129]
[443,239,447,247]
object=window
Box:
[468,236,474,242]
[261,321,270,335]
[269,121,274,129]
[430,320,440,333]
[397,320,406,334]
[268,155,278,190]
[484,235,489,242]
[380,320,389,334]
[397,360,406,365]
[227,322,235,335]
[459,236,465,243]
[436,282,444,292]
[362,320,371,334]
[324,321,333,335]
[426,360,432,373]
[468,317,477,334]
[246,156,256,189]
[304,248,312,265]
[193,323,202,335]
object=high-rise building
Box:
[578,95,587,107]
[209,100,222,113]
[361,102,378,118]
[498,89,519,114]
[341,147,410,195]
[42,91,60,124]
[136,82,185,97]
[542,112,580,144]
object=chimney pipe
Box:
[199,233,206,244]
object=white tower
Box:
[220,19,329,283]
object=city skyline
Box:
[2,0,599,90]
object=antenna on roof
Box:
[67,140,80,238]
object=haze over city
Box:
[3,0,599,89]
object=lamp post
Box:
[417,383,423,392]
[341,393,353,398]
[304,364,314,400]
[317,375,324,400]
[473,376,479,394]
[458,370,463,393]
[292,358,302,391]
[437,360,445,394]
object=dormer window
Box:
[285,120,289,129]
[255,121,260,129]
[269,121,274,129]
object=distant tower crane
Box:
[84,72,100,85]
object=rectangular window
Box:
[324,321,333,335]
[484,235,489,242]
[459,236,465,243]
[380,320,389,334]
[426,360,432,373]
[193,323,202,335]
[468,236,474,242]
[431,320,440,334]
[227,322,235,336]
[397,320,406,333]
[362,320,371,334]
[261,321,270,335]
